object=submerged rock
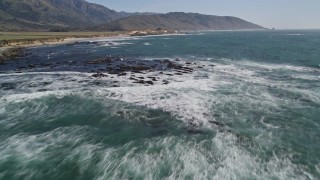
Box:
[87,56,192,77]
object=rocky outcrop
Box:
[0,47,25,63]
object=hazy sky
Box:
[86,0,320,29]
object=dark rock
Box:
[86,57,186,75]
[133,80,146,84]
[147,76,157,81]
[145,81,154,85]
[1,47,25,59]
[40,63,53,67]
[133,80,154,85]
[92,73,108,78]
[208,120,225,127]
[28,64,36,68]
[203,113,209,117]
[78,80,90,83]
[163,59,182,69]
[87,57,113,64]
[117,72,127,76]
[131,70,144,74]
[42,82,52,86]
[180,67,194,71]
[162,80,170,85]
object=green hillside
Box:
[0,0,124,31]
[101,12,264,31]
[0,1,264,31]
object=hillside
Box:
[99,12,264,31]
[0,1,264,31]
[0,0,127,31]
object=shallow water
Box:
[0,30,320,179]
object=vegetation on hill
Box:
[0,1,264,32]
[0,31,124,47]
[0,0,127,31]
[98,12,264,31]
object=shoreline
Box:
[0,32,127,48]
[0,30,183,49]
[0,33,130,61]
[0,31,183,61]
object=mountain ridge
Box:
[96,12,264,31]
[0,0,264,31]
[0,0,144,31]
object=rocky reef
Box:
[0,47,26,64]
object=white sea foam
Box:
[240,60,318,73]
[0,59,317,127]
[0,107,5,115]
[285,34,303,36]
[0,127,313,179]
[291,74,320,81]
[95,78,218,125]
[101,42,134,47]
[94,132,312,180]
[0,71,87,77]
[88,36,142,42]
[260,117,280,129]
[0,90,74,104]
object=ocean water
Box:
[0,30,320,179]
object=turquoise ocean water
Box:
[0,30,320,179]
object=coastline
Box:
[0,32,127,48]
[0,33,129,61]
[0,30,183,61]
